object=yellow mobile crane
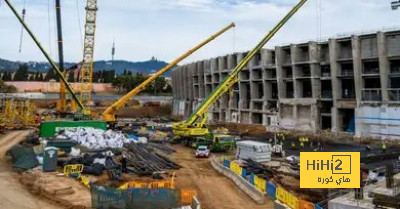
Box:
[4,0,85,113]
[102,23,236,122]
[173,0,308,140]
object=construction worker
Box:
[291,141,296,149]
[382,143,387,153]
[300,140,304,148]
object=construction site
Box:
[1,0,400,209]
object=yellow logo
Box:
[300,152,360,188]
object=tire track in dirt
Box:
[0,130,62,209]
[172,145,273,209]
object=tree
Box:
[13,64,29,81]
[3,72,12,81]
[67,71,75,82]
[45,68,56,81]
[34,71,40,81]
[0,79,17,93]
[37,73,44,81]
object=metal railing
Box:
[302,91,312,98]
[390,66,400,74]
[297,54,310,62]
[321,72,331,77]
[301,69,311,77]
[389,88,400,101]
[342,90,355,99]
[363,67,380,74]
[286,91,294,98]
[362,89,382,101]
[340,70,354,76]
[321,90,333,98]
[284,73,293,79]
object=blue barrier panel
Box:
[241,169,247,178]
[249,173,255,185]
[223,159,230,168]
[315,203,324,209]
[267,182,276,199]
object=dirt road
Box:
[0,130,62,209]
[172,145,273,209]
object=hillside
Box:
[0,58,173,77]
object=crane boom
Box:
[80,0,98,115]
[173,0,308,136]
[102,23,236,122]
[4,0,85,110]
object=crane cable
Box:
[18,0,26,53]
[75,0,84,53]
[47,0,52,57]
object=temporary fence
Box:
[119,180,175,190]
[91,185,197,209]
[222,158,318,209]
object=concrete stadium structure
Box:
[172,29,400,139]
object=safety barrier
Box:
[267,182,276,200]
[211,156,265,204]
[221,158,318,209]
[63,164,84,175]
[298,200,315,209]
[91,185,198,209]
[230,161,247,178]
[181,190,198,205]
[119,180,175,190]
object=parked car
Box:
[195,146,210,158]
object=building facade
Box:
[172,30,400,139]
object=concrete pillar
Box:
[275,47,286,99]
[311,104,320,132]
[218,56,226,71]
[291,44,300,99]
[211,58,218,74]
[329,39,340,132]
[331,107,339,132]
[227,54,237,70]
[352,35,363,105]
[310,42,321,98]
[237,52,245,65]
[260,49,273,66]
[378,31,389,103]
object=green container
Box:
[39,120,107,138]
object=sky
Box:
[0,0,399,65]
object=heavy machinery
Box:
[172,0,308,149]
[102,23,235,122]
[4,0,85,113]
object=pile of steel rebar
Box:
[122,142,180,176]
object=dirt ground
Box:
[0,130,63,209]
[172,145,273,209]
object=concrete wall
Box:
[356,107,400,139]
[5,81,114,93]
[172,29,400,139]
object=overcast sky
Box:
[0,0,398,64]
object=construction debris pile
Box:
[55,127,130,149]
[9,126,180,181]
